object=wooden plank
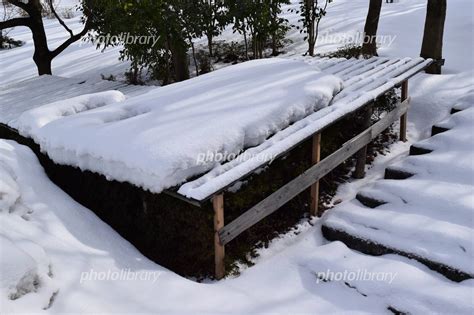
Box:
[163,189,203,207]
[400,80,409,142]
[213,194,225,279]
[218,99,409,245]
[310,133,321,216]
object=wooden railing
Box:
[212,80,410,279]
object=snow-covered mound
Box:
[16,58,343,193]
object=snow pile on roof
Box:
[16,58,343,193]
[0,139,472,313]
[323,90,474,276]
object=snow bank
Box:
[18,58,343,193]
[0,139,472,313]
[0,235,38,300]
[0,162,20,213]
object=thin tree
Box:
[420,0,447,74]
[295,0,332,57]
[361,0,382,57]
[0,0,92,75]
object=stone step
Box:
[355,193,387,208]
[384,168,414,180]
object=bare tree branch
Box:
[50,18,91,58]
[47,0,74,37]
[6,0,31,14]
[0,17,31,30]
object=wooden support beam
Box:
[310,133,321,216]
[213,194,225,280]
[354,105,373,179]
[218,99,409,246]
[400,80,409,142]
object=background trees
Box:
[89,0,291,84]
[87,0,191,83]
[0,0,93,75]
[1,0,448,83]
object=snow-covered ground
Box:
[1,139,472,314]
[1,0,473,313]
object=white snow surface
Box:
[15,90,126,136]
[0,0,473,313]
[324,89,474,275]
[178,57,431,200]
[0,139,472,314]
[0,75,151,126]
[15,58,343,193]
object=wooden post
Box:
[400,80,408,142]
[213,193,225,280]
[310,133,321,216]
[354,104,373,179]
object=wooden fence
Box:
[212,80,410,279]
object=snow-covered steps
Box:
[322,94,474,282]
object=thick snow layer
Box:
[0,139,472,313]
[179,57,431,200]
[16,91,126,137]
[17,58,343,193]
[324,88,474,275]
[0,75,150,126]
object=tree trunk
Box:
[170,40,190,82]
[307,0,315,56]
[361,0,382,57]
[207,34,213,58]
[190,39,199,76]
[243,30,249,60]
[272,33,278,56]
[420,0,447,74]
[30,12,53,75]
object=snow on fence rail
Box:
[176,57,430,203]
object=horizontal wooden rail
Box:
[218,98,410,245]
